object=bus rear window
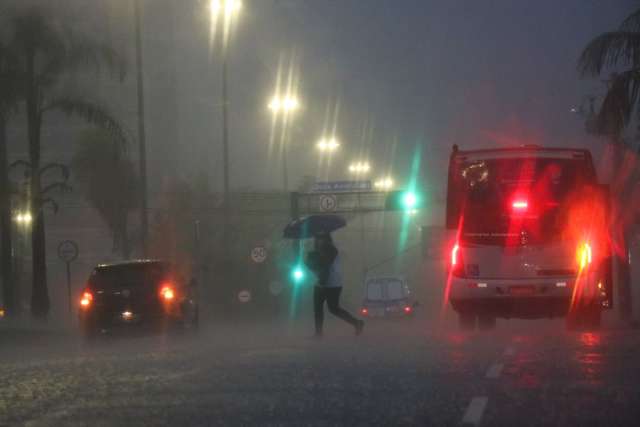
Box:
[449,157,593,245]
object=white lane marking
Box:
[462,397,489,426]
[485,363,503,379]
[504,346,515,356]
[242,348,304,357]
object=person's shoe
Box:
[355,320,364,336]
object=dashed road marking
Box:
[485,363,503,379]
[504,346,515,356]
[242,348,304,358]
[462,396,489,426]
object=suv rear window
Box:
[366,279,407,301]
[89,263,170,290]
[366,282,384,301]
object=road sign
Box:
[269,280,284,296]
[319,194,338,212]
[57,240,79,263]
[311,181,371,193]
[251,246,267,263]
[238,290,251,303]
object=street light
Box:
[374,177,394,190]
[269,95,300,114]
[209,0,242,15]
[209,0,242,252]
[14,212,32,226]
[317,137,340,152]
[348,162,371,174]
[209,0,242,197]
[269,94,301,191]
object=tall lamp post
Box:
[209,0,242,202]
[133,0,148,257]
[269,95,300,191]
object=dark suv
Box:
[78,260,199,337]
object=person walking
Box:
[305,232,364,337]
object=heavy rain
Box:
[1,1,640,426]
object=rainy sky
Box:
[173,0,636,195]
[7,0,638,196]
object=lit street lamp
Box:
[348,162,371,174]
[210,0,242,15]
[317,137,340,152]
[14,212,32,226]
[374,177,394,191]
[269,94,301,191]
[269,95,300,114]
[209,0,242,201]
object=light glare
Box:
[269,95,299,113]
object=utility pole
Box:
[222,49,230,204]
[134,0,149,257]
[283,144,289,192]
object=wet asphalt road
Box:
[1,315,640,427]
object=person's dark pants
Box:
[313,286,359,334]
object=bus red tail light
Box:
[576,242,593,270]
[450,244,465,277]
[451,244,460,266]
[80,291,93,309]
[511,199,528,212]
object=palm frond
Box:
[10,6,64,60]
[621,8,640,32]
[591,69,640,137]
[38,162,69,181]
[578,32,640,77]
[39,29,127,86]
[42,96,128,153]
[41,182,72,196]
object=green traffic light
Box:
[291,266,305,284]
[384,189,424,212]
[403,192,417,209]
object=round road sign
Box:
[269,280,284,296]
[251,246,267,263]
[319,194,338,212]
[57,240,79,263]
[238,290,252,303]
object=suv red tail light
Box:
[80,291,93,309]
[159,284,175,301]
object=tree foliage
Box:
[72,129,138,258]
[578,7,640,138]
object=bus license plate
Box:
[509,286,536,296]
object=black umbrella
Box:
[283,214,347,239]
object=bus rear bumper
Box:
[448,273,603,319]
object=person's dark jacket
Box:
[305,245,338,286]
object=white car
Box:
[360,277,417,319]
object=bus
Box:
[445,145,612,330]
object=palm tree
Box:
[579,8,640,140]
[6,7,127,318]
[578,7,640,322]
[72,129,138,259]
[0,40,20,316]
